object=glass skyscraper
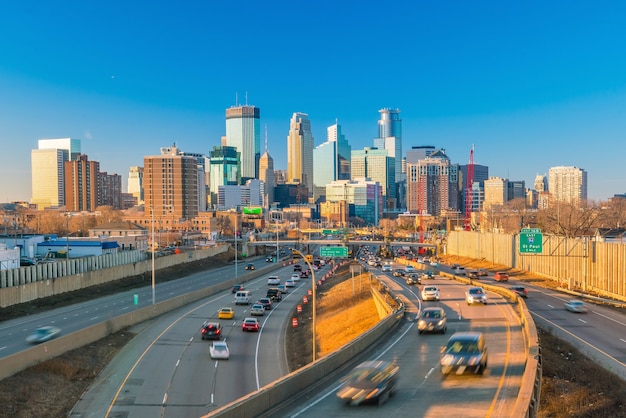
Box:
[225,104,260,183]
[313,122,351,201]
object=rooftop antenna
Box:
[245,91,248,106]
[235,92,238,106]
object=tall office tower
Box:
[405,145,436,164]
[351,147,396,209]
[534,174,547,192]
[313,122,352,201]
[548,166,588,203]
[38,138,81,160]
[259,150,274,208]
[100,172,123,209]
[373,109,402,182]
[483,177,509,209]
[143,145,199,220]
[286,112,314,197]
[225,104,260,183]
[31,148,68,209]
[406,149,458,216]
[209,145,241,208]
[459,163,489,212]
[31,138,81,210]
[128,166,144,204]
[64,154,100,212]
[508,180,526,201]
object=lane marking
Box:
[485,299,512,418]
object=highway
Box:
[70,260,328,417]
[271,262,528,418]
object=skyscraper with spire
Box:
[287,112,314,198]
[259,125,275,208]
[225,96,260,183]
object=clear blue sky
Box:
[1,1,625,202]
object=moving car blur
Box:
[25,326,61,344]
[440,332,488,376]
[336,360,399,406]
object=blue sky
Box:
[1,1,625,202]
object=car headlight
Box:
[437,320,444,326]
[418,320,426,326]
[467,355,482,366]
[441,354,455,365]
[365,388,381,399]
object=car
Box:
[20,257,38,266]
[293,264,302,271]
[421,286,440,301]
[477,269,489,276]
[217,307,235,319]
[267,276,281,285]
[494,272,509,282]
[250,303,265,316]
[277,284,288,294]
[200,322,223,340]
[265,256,274,262]
[244,263,255,270]
[405,273,421,285]
[421,270,435,279]
[404,265,416,274]
[285,279,295,287]
[231,284,244,293]
[25,326,61,343]
[242,317,260,331]
[467,271,480,280]
[336,360,399,406]
[511,285,528,298]
[381,264,392,272]
[454,266,466,276]
[300,270,309,278]
[392,269,404,277]
[440,332,488,376]
[209,341,230,360]
[291,273,301,281]
[258,297,273,310]
[565,300,589,313]
[417,307,447,334]
[466,287,488,305]
[266,288,282,301]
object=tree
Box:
[216,215,232,237]
[95,206,123,225]
[537,200,601,237]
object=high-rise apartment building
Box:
[143,145,199,220]
[209,145,240,208]
[286,112,314,197]
[351,147,396,209]
[548,166,587,203]
[31,138,81,210]
[373,109,402,182]
[100,172,123,209]
[483,177,508,209]
[225,104,260,183]
[406,149,458,216]
[534,174,547,192]
[64,154,100,212]
[313,122,351,201]
[128,166,144,204]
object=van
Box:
[234,290,251,305]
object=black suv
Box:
[201,322,223,340]
[266,288,282,302]
[293,264,302,272]
[257,297,273,310]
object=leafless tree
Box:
[536,199,601,237]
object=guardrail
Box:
[205,275,405,417]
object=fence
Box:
[446,230,626,301]
[0,245,229,308]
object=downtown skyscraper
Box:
[225,103,260,183]
[287,112,314,198]
[373,109,402,183]
[313,122,351,201]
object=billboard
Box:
[243,207,262,215]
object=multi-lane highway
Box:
[69,260,327,417]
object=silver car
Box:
[417,307,447,334]
[440,332,488,376]
[465,287,488,305]
[421,286,440,301]
[564,300,588,313]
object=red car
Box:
[494,272,509,282]
[241,317,259,332]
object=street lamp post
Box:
[151,207,155,305]
[290,247,316,362]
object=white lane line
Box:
[90,316,99,321]
[578,318,587,324]
[620,338,626,343]
[547,304,555,308]
[175,359,180,367]
[162,393,168,404]
[0,346,7,351]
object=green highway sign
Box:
[322,229,341,235]
[520,229,543,254]
[320,246,349,258]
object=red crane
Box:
[464,146,475,231]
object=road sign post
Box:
[520,228,543,254]
[319,246,349,258]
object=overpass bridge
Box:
[244,239,438,256]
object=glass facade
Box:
[225,105,260,182]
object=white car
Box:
[381,265,392,272]
[267,276,281,285]
[404,265,416,274]
[209,341,230,359]
[250,303,265,316]
[421,286,440,301]
[466,287,488,305]
[291,273,301,281]
[564,300,588,313]
[285,279,296,287]
[25,326,61,344]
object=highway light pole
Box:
[151,207,155,305]
[291,247,316,362]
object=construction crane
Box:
[464,146,475,231]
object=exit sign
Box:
[320,246,348,258]
[520,229,543,254]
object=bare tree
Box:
[537,200,601,237]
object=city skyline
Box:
[2,2,626,202]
